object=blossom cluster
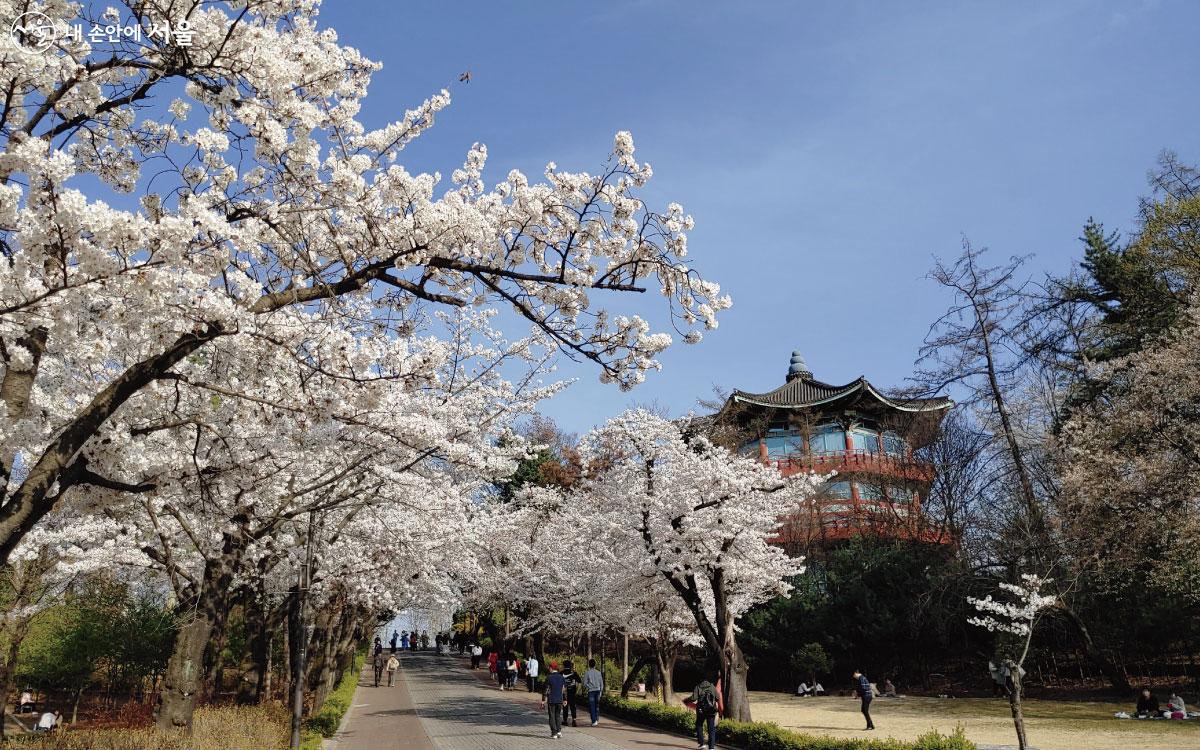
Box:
[967,573,1057,637]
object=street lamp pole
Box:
[290,511,316,749]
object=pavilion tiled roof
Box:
[730,376,953,413]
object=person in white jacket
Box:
[386,654,400,687]
[526,655,540,692]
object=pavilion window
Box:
[825,480,853,499]
[889,486,916,504]
[856,482,883,501]
[851,427,880,454]
[808,423,846,454]
[882,430,906,456]
[763,432,802,457]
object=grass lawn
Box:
[735,692,1199,750]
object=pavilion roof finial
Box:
[786,350,812,382]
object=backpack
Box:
[698,687,718,716]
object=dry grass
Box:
[723,691,1200,750]
[12,705,289,750]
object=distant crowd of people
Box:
[371,626,919,742]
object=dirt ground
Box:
[680,692,1200,750]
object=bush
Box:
[599,695,975,750]
[9,705,289,750]
[301,649,366,742]
[541,651,648,692]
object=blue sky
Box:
[321,0,1200,436]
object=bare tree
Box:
[917,241,1130,692]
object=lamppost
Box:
[290,511,316,749]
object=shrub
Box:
[599,695,975,750]
[301,649,366,742]
[539,651,650,694]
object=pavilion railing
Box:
[768,449,933,480]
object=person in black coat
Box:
[560,660,581,727]
[1135,688,1160,718]
[853,670,875,730]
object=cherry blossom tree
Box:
[1060,298,1200,604]
[114,308,555,728]
[572,410,822,721]
[0,0,730,576]
[968,574,1057,750]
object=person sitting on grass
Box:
[797,681,814,697]
[881,678,897,697]
[1135,688,1159,718]
[35,710,59,732]
[1166,691,1187,719]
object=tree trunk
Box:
[304,596,360,712]
[722,632,752,722]
[620,655,654,698]
[156,529,243,731]
[0,634,24,740]
[155,614,213,732]
[533,630,546,668]
[264,638,274,701]
[653,645,677,706]
[288,583,304,744]
[1007,661,1029,750]
[208,625,229,702]
[1058,602,1130,693]
[306,600,344,711]
[71,687,83,724]
[237,596,269,705]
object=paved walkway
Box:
[332,653,434,750]
[336,650,696,750]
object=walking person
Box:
[496,650,509,690]
[401,631,409,651]
[526,653,540,692]
[507,654,519,689]
[420,630,429,650]
[386,654,400,686]
[583,658,604,726]
[853,670,875,730]
[372,651,385,687]
[390,630,399,653]
[471,643,483,669]
[561,659,581,727]
[540,661,567,738]
[373,635,383,657]
[684,671,723,749]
